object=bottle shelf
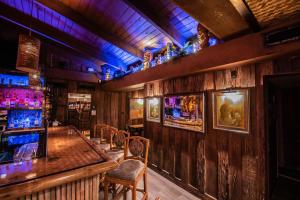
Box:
[4,127,45,135]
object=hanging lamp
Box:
[16,0,41,73]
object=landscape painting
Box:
[129,98,144,119]
[213,89,250,133]
[146,97,160,122]
[163,94,205,132]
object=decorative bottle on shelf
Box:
[166,42,173,61]
[142,50,153,70]
[197,24,209,49]
[25,93,29,108]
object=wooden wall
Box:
[95,89,144,131]
[143,63,272,200]
[94,54,300,200]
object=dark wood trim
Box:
[0,2,124,68]
[101,29,300,90]
[170,0,250,39]
[0,161,117,199]
[45,68,99,83]
[36,0,143,58]
[229,0,260,32]
[123,0,185,48]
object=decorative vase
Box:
[197,24,209,49]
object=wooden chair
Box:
[104,136,150,200]
[93,123,108,138]
[106,130,130,162]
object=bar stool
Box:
[104,136,149,200]
[106,130,130,162]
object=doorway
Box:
[265,74,300,200]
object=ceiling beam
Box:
[229,0,260,32]
[171,0,250,40]
[36,0,143,59]
[0,2,125,69]
[123,0,185,48]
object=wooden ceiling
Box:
[0,0,299,72]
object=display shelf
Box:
[3,128,45,135]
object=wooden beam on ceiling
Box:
[45,68,99,83]
[123,0,185,48]
[229,0,260,32]
[36,0,143,59]
[171,0,250,40]
[0,2,125,69]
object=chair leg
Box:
[104,181,109,200]
[132,185,137,200]
[112,183,116,198]
[123,186,127,200]
[144,171,148,193]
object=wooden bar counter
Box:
[0,126,118,200]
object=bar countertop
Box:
[0,126,117,188]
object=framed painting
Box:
[146,97,161,123]
[129,98,144,119]
[163,94,205,132]
[213,89,250,133]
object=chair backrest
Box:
[101,126,118,147]
[124,136,149,166]
[110,130,130,151]
[93,123,107,138]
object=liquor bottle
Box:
[25,93,29,108]
[5,92,10,108]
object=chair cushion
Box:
[107,149,124,161]
[107,159,144,181]
[90,138,110,151]
[100,143,110,151]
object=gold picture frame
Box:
[129,98,144,120]
[163,94,205,132]
[213,89,250,134]
[146,97,161,123]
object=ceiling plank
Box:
[0,1,125,68]
[36,0,143,59]
[123,0,185,48]
[171,0,250,40]
[229,0,260,32]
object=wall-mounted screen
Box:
[146,97,160,123]
[129,98,144,119]
[164,94,205,132]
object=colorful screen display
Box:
[0,88,43,109]
[164,94,205,132]
[7,110,43,129]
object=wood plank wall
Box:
[95,89,144,131]
[143,63,268,200]
[16,175,100,200]
[46,52,299,200]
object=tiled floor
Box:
[100,168,201,200]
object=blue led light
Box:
[8,133,40,146]
[0,74,29,86]
[209,37,218,47]
[87,67,95,72]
